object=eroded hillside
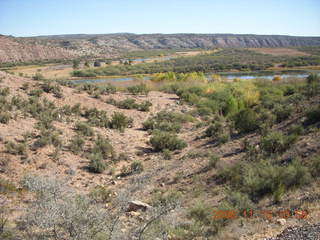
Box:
[0,36,79,63]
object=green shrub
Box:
[234,109,259,134]
[33,130,62,149]
[100,84,116,94]
[69,135,85,154]
[207,154,220,169]
[92,135,114,159]
[149,131,187,152]
[130,161,144,174]
[205,117,230,144]
[116,98,136,109]
[305,74,320,97]
[260,131,297,155]
[137,101,152,111]
[143,111,193,133]
[222,190,253,213]
[71,103,81,115]
[32,73,44,81]
[274,104,293,122]
[162,149,172,160]
[310,155,320,178]
[0,112,10,124]
[89,185,111,203]
[29,89,43,97]
[127,83,149,95]
[305,105,320,124]
[109,112,132,131]
[5,141,27,155]
[82,107,109,128]
[114,98,152,112]
[288,124,304,136]
[74,122,95,136]
[0,87,9,97]
[220,160,311,202]
[41,82,63,98]
[88,153,106,173]
[0,178,17,194]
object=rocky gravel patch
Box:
[267,223,320,240]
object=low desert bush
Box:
[41,82,63,98]
[109,112,132,131]
[234,108,259,134]
[82,107,109,128]
[149,131,187,152]
[0,178,17,194]
[111,98,152,112]
[260,131,297,155]
[207,154,220,169]
[92,135,114,159]
[5,141,27,156]
[220,160,311,202]
[309,155,320,178]
[130,160,144,174]
[205,117,230,144]
[143,111,193,133]
[305,105,320,124]
[88,152,106,173]
[32,73,44,81]
[0,112,10,124]
[74,122,95,136]
[33,130,62,149]
[28,89,43,97]
[274,104,293,123]
[89,185,112,203]
[127,83,149,95]
[69,135,85,154]
[0,87,9,97]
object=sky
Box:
[0,0,319,37]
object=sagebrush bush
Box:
[0,178,17,194]
[89,185,111,203]
[305,105,320,124]
[143,111,193,133]
[32,73,44,81]
[149,131,187,151]
[127,83,149,95]
[274,104,293,122]
[0,112,10,124]
[69,135,85,154]
[5,141,27,156]
[260,131,297,155]
[92,135,114,159]
[28,89,43,97]
[207,154,220,169]
[33,130,62,149]
[0,87,10,97]
[88,153,106,173]
[205,116,230,144]
[41,82,63,98]
[220,160,311,201]
[310,155,320,178]
[130,161,144,174]
[234,109,259,134]
[82,107,109,128]
[109,112,132,131]
[74,122,95,136]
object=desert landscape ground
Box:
[0,1,320,236]
[0,33,320,239]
